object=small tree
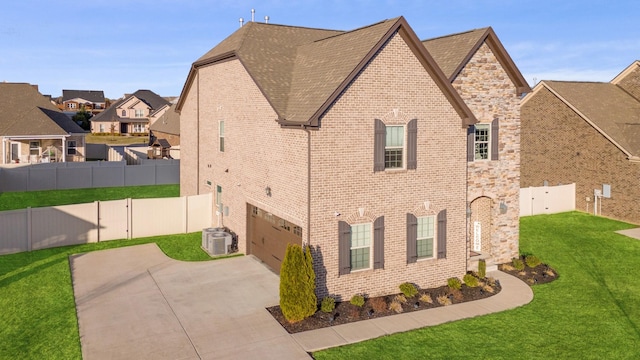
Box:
[72,105,93,131]
[279,243,316,322]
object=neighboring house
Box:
[177,17,522,300]
[60,90,109,115]
[90,90,170,136]
[0,83,87,164]
[149,103,180,159]
[423,27,530,269]
[521,61,640,224]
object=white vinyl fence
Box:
[0,193,212,255]
[520,183,576,217]
[0,160,179,192]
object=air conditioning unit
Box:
[202,228,233,256]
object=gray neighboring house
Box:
[1,83,87,164]
[90,90,170,136]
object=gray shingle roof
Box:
[62,90,105,103]
[179,17,476,127]
[0,83,85,136]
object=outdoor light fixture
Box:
[265,186,271,197]
[499,202,507,214]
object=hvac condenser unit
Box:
[202,228,233,256]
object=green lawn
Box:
[85,133,148,145]
[315,212,640,359]
[0,233,230,359]
[0,184,179,211]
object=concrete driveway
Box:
[71,244,310,359]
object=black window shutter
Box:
[373,216,384,269]
[338,221,351,275]
[406,213,417,264]
[374,119,386,172]
[467,125,475,162]
[437,209,447,259]
[491,118,499,160]
[407,118,417,170]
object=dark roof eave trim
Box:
[176,51,239,112]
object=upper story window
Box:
[474,124,490,160]
[121,110,126,117]
[67,141,77,155]
[135,109,145,118]
[385,126,404,169]
[468,119,499,162]
[219,121,225,152]
[374,118,417,171]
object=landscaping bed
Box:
[498,254,558,285]
[268,275,502,334]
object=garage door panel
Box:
[247,204,301,274]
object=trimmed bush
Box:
[447,277,462,290]
[350,294,365,307]
[279,244,317,322]
[512,258,525,271]
[389,301,403,313]
[525,255,542,268]
[399,282,418,298]
[370,297,387,312]
[463,273,479,287]
[478,259,487,278]
[419,293,433,304]
[320,297,335,313]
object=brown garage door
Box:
[246,204,302,274]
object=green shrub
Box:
[525,255,542,268]
[463,273,479,287]
[279,244,317,322]
[512,258,525,271]
[320,296,335,313]
[399,282,418,298]
[350,294,365,307]
[447,277,462,290]
[478,259,487,278]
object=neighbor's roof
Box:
[177,16,476,127]
[62,89,105,103]
[91,89,170,123]
[0,83,85,136]
[150,104,180,135]
[530,80,640,158]
[422,27,530,94]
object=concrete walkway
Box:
[616,228,640,240]
[291,270,533,352]
[71,244,533,359]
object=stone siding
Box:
[453,42,521,264]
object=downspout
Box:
[196,72,200,195]
[308,130,311,247]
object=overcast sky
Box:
[1,0,639,99]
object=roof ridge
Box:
[244,21,345,33]
[422,27,489,42]
[311,17,397,43]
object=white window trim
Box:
[385,124,406,170]
[474,123,491,161]
[417,215,436,260]
[350,222,373,271]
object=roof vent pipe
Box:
[251,8,255,22]
[239,17,244,27]
[264,15,269,23]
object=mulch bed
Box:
[498,256,559,286]
[269,259,560,334]
[268,276,502,334]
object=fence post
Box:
[96,200,100,242]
